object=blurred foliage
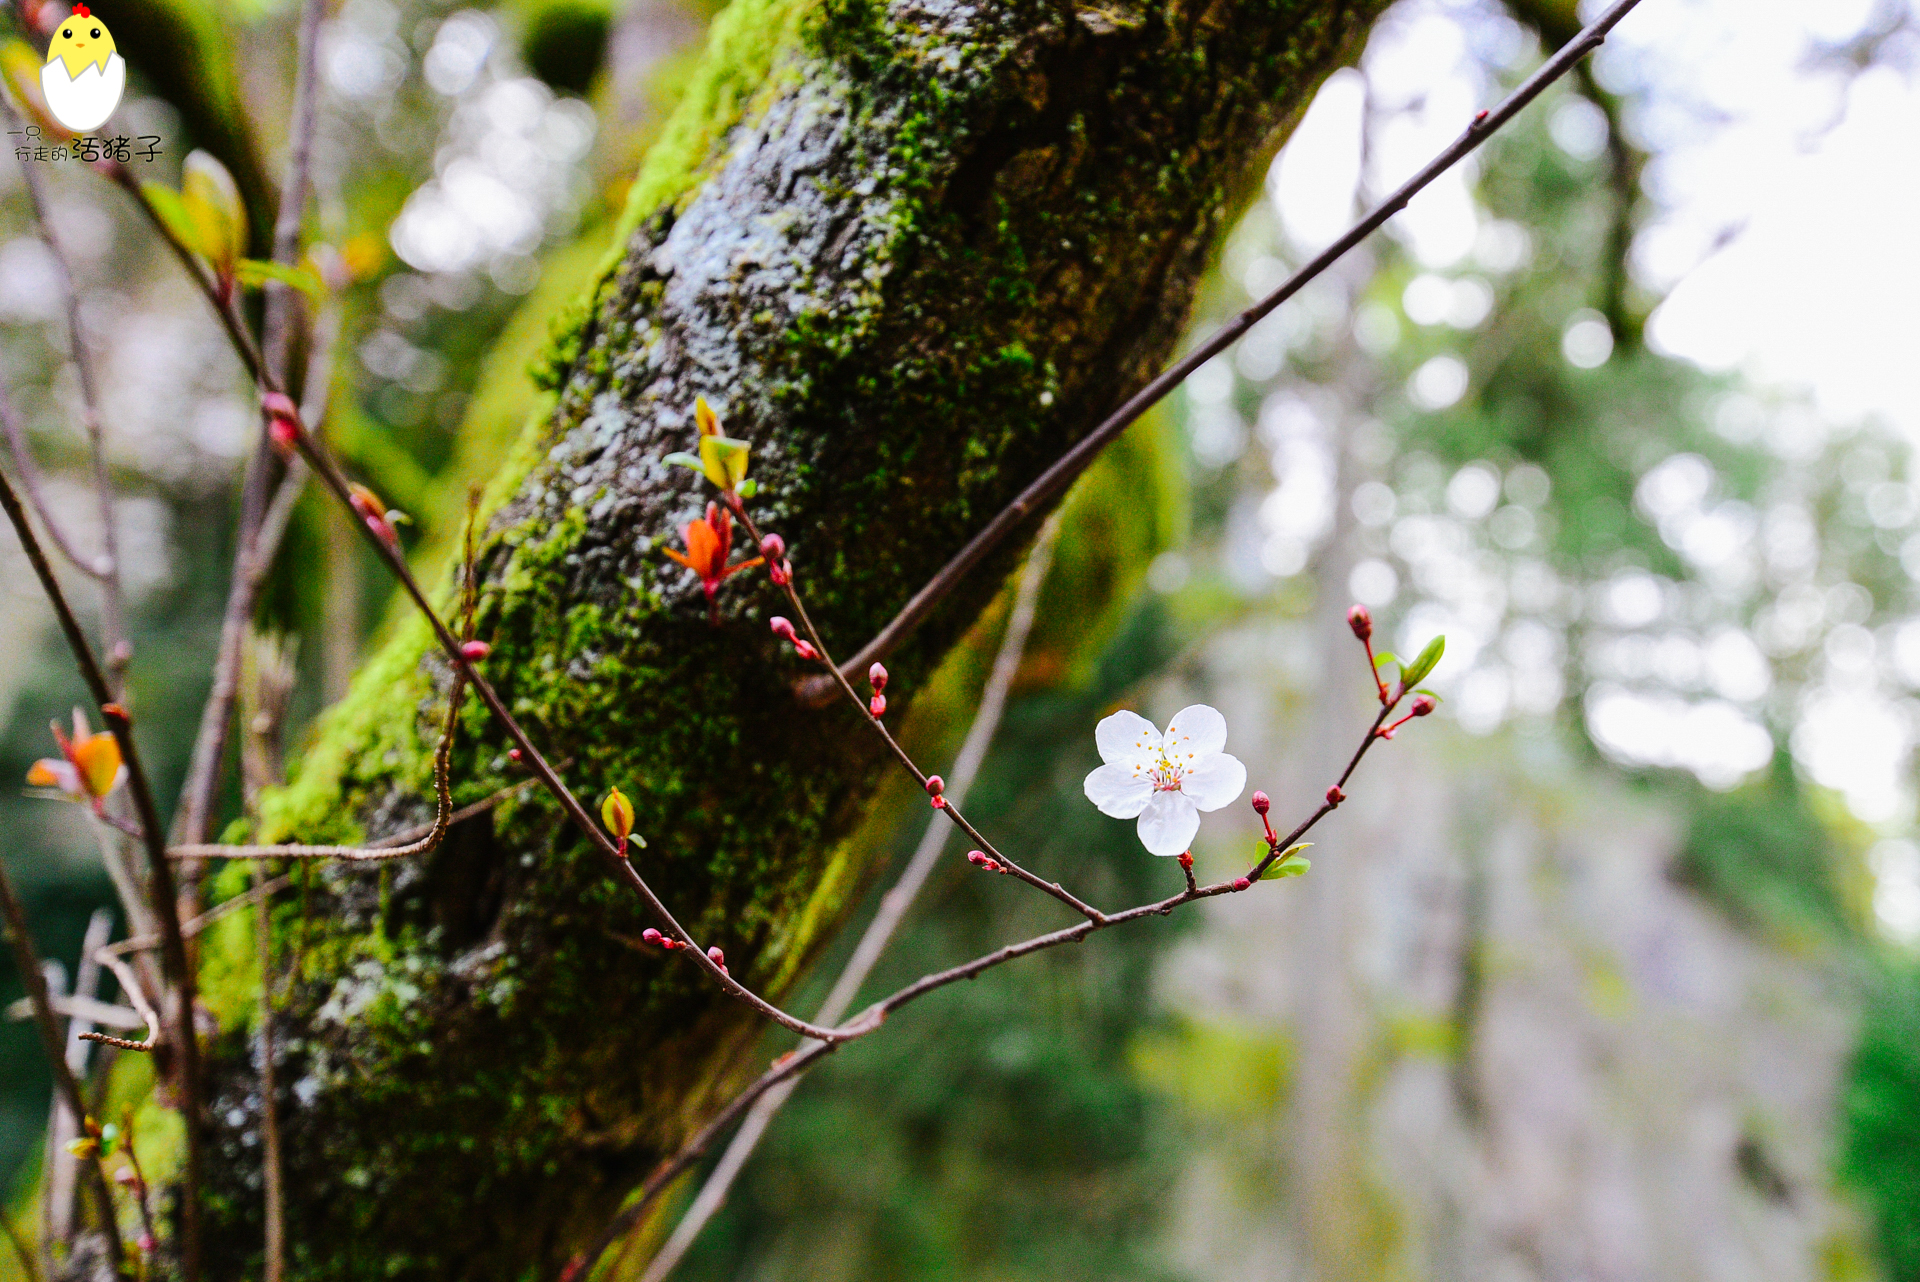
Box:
[1842,962,1920,1282]
[1672,754,1846,943]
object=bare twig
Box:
[636,519,1060,1282]
[0,855,123,1270]
[741,504,1105,925]
[0,91,126,671]
[263,0,325,388]
[798,0,1649,701]
[576,656,1408,1278]
[0,384,109,582]
[0,461,203,1276]
[168,670,466,862]
[253,860,286,1281]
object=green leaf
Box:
[1400,635,1446,688]
[1258,842,1313,879]
[235,258,323,298]
[699,433,751,491]
[181,150,245,275]
[1414,689,1442,702]
[663,452,704,472]
[1372,651,1399,670]
[736,478,759,499]
[142,183,202,259]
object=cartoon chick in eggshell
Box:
[40,3,125,133]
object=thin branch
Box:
[740,504,1105,925]
[635,519,1060,1282]
[0,855,123,1271]
[0,383,108,581]
[253,860,286,1282]
[0,460,203,1276]
[263,0,325,389]
[76,947,160,1053]
[577,654,1408,1279]
[0,90,125,671]
[797,0,1649,701]
[168,669,465,861]
[103,163,266,384]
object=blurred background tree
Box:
[3,0,1920,1277]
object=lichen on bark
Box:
[184,0,1382,1275]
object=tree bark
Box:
[187,0,1382,1275]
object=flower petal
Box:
[1094,709,1161,771]
[1162,704,1228,762]
[28,759,81,797]
[1083,764,1152,818]
[1181,752,1246,812]
[1136,790,1200,857]
[73,734,122,799]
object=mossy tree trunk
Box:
[188,0,1381,1275]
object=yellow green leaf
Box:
[235,258,323,298]
[699,434,750,491]
[181,151,245,276]
[1258,842,1313,880]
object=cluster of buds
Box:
[707,945,728,974]
[761,532,792,586]
[925,774,946,809]
[769,616,818,661]
[639,928,684,952]
[347,482,405,553]
[867,662,888,718]
[261,391,303,457]
[965,849,1004,873]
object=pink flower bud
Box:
[985,859,1001,872]
[641,928,662,946]
[460,640,491,661]
[508,747,523,763]
[1411,694,1437,717]
[967,850,986,865]
[1326,786,1344,805]
[262,391,301,456]
[793,640,819,662]
[869,694,887,718]
[1250,790,1270,814]
[931,794,947,809]
[1347,604,1372,641]
[924,775,944,796]
[138,1233,157,1253]
[707,945,725,967]
[760,532,786,561]
[769,561,791,586]
[1177,851,1194,869]
[1232,877,1251,891]
[868,662,888,692]
[770,617,796,641]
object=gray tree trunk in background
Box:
[187,2,1388,1276]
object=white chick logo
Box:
[40,3,125,133]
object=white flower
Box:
[1082,704,1247,856]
